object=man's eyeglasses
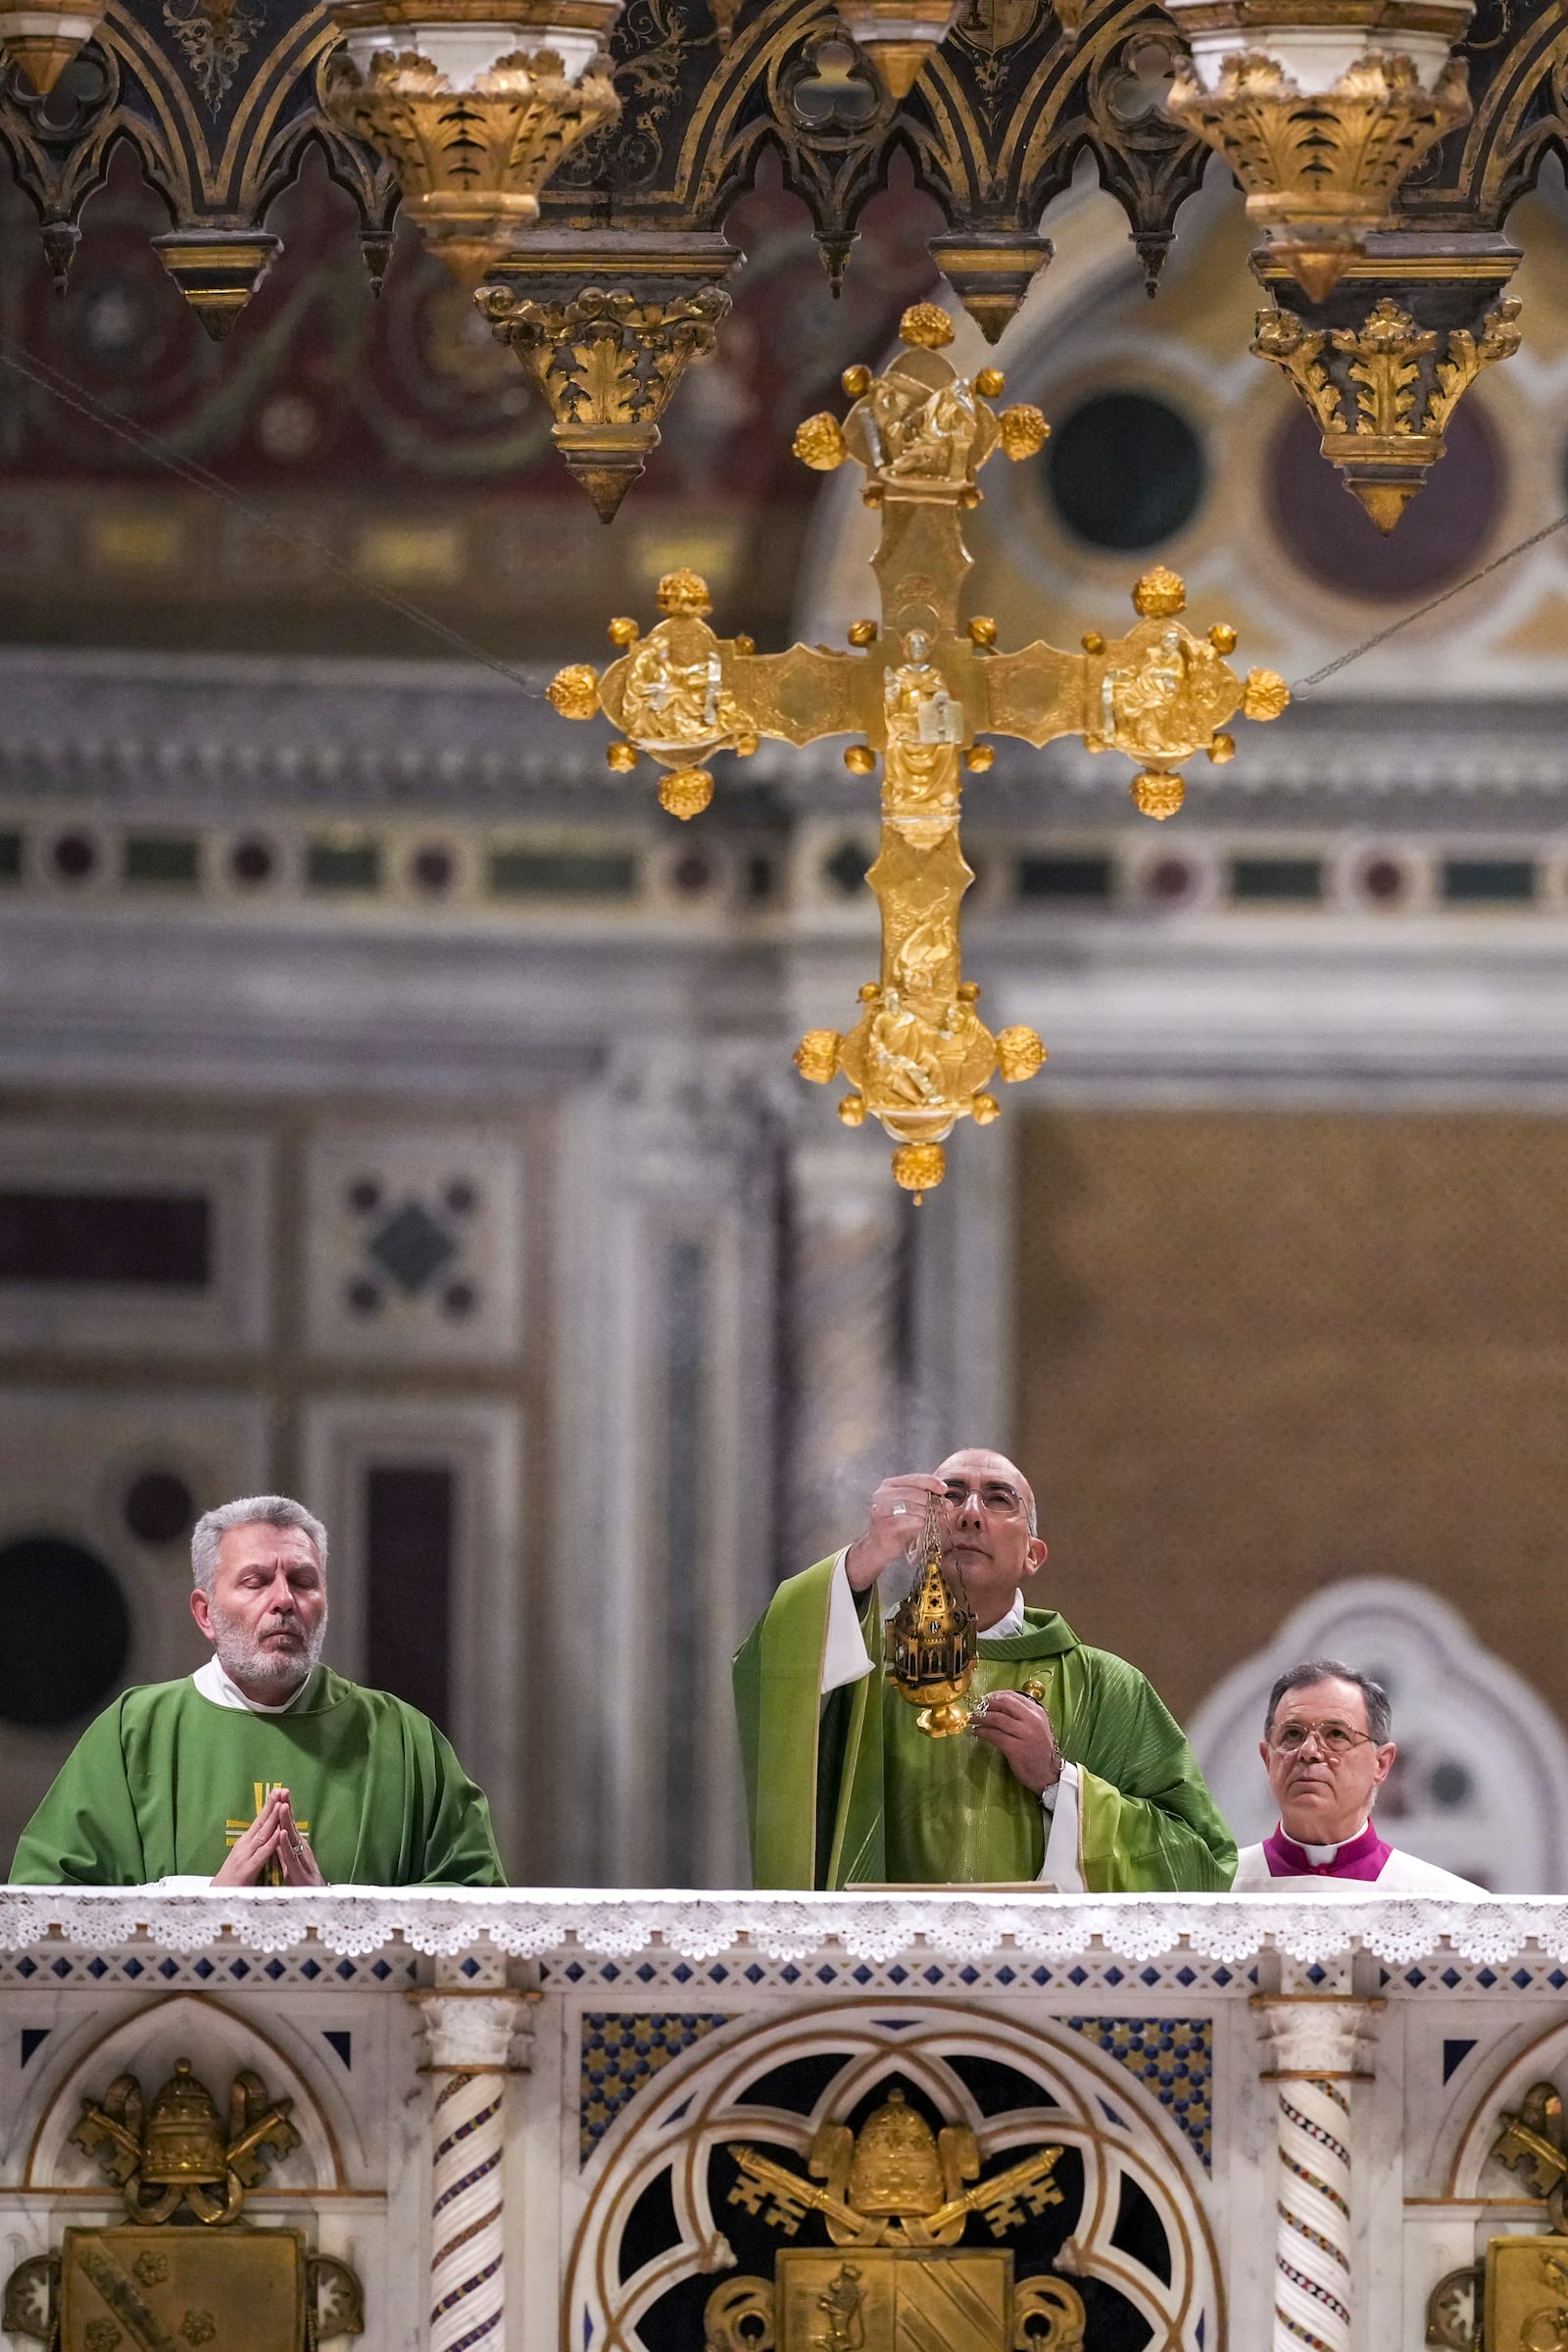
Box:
[1268,1720,1375,1757]
[942,1482,1023,1513]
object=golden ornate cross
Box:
[550,303,1290,1196]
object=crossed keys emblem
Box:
[727,2116,1064,2249]
[1495,2084,1568,2230]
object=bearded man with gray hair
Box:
[9,1495,504,1887]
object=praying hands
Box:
[211,1786,325,1887]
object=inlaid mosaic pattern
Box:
[1068,2017,1213,2168]
[0,1945,420,1989]
[579,2012,732,2160]
[545,1951,1259,1998]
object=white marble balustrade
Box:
[3,1890,1567,2352]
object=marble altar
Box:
[2,1889,1563,2352]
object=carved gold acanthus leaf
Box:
[1253,291,1522,529]
[478,280,730,517]
[1167,50,1471,290]
[1251,307,1343,431]
[324,46,619,282]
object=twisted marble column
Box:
[414,1974,530,2352]
[1253,1995,1381,2352]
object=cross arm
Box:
[548,566,872,818]
[739,640,863,745]
[974,568,1290,818]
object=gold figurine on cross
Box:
[549,303,1291,1196]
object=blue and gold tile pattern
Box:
[1066,2017,1212,2167]
[579,2012,731,2161]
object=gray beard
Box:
[209,1598,327,1696]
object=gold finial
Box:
[608,615,640,647]
[999,404,1049,460]
[845,744,877,773]
[1208,732,1237,764]
[794,413,848,470]
[548,663,600,719]
[899,303,955,349]
[848,618,878,646]
[735,730,760,756]
[734,633,757,655]
[842,365,872,397]
[975,366,1004,398]
[660,767,713,818]
[838,1095,866,1125]
[1208,621,1238,654]
[997,1025,1046,1081]
[607,742,638,772]
[795,1029,841,1083]
[657,569,713,616]
[1131,768,1185,819]
[972,1092,1000,1123]
[967,616,997,647]
[1132,566,1186,618]
[1243,667,1291,720]
[964,743,994,771]
[886,1487,975,1726]
[892,1141,947,1200]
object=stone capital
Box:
[411,1989,533,2074]
[1252,1993,1384,2080]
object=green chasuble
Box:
[734,1557,1235,1892]
[9,1667,506,1887]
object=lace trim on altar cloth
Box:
[0,1887,1565,1967]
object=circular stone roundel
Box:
[1046,391,1207,553]
[0,1536,131,1728]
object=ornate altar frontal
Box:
[5,1889,1568,2352]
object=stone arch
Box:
[19,1993,350,2192]
[565,2001,1222,2352]
[1444,2014,1568,2202]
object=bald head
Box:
[937,1448,1038,1535]
[933,1448,1047,1625]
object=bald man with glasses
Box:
[1232,1660,1482,1891]
[734,1446,1235,1892]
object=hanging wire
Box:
[0,334,549,698]
[3,329,1565,704]
[1291,507,1568,694]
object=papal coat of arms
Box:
[704,2089,1086,2352]
[2,2057,363,2352]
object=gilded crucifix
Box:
[549,304,1290,1196]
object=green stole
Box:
[734,1556,1237,1892]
